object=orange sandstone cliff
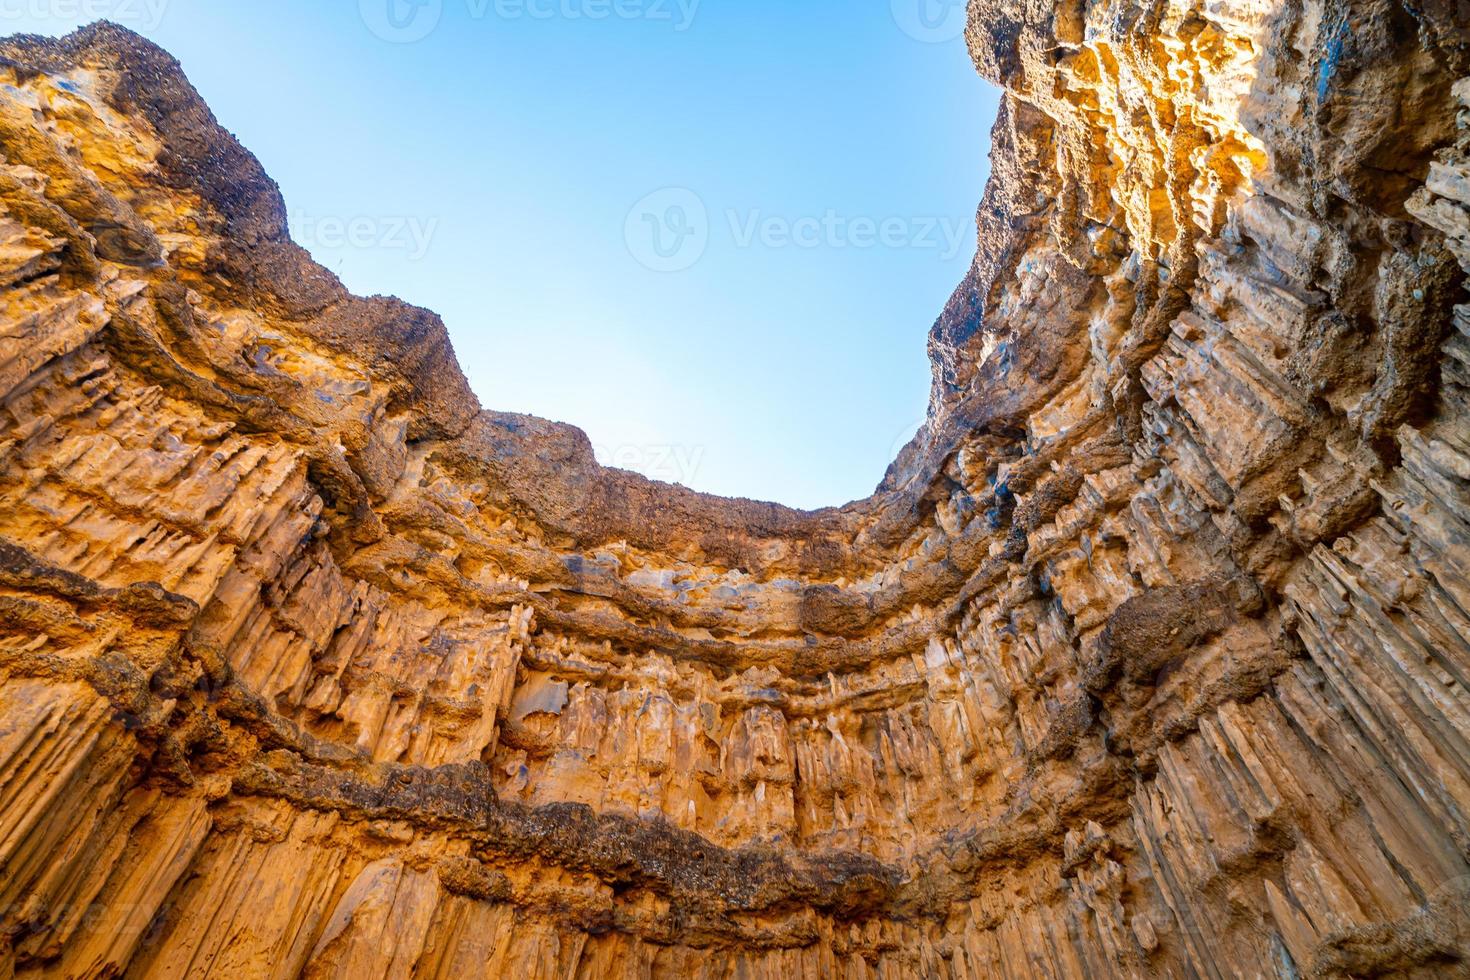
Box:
[1,6,1469,976]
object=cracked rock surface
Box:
[0,6,1469,977]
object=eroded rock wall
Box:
[0,3,1467,976]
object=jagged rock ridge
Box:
[0,4,1469,976]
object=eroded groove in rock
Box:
[0,3,1468,975]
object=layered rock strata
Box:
[0,4,1468,976]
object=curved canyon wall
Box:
[0,5,1468,977]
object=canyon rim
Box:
[1,3,1470,978]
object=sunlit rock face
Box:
[0,5,1468,974]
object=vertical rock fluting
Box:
[0,0,1467,973]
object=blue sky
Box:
[4,0,997,508]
